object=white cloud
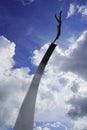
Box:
[35,126,42,130]
[67,3,87,19]
[32,30,87,129]
[18,0,36,5]
[34,122,68,130]
[67,3,76,18]
[0,35,70,130]
[32,30,87,80]
[67,35,76,44]
[0,36,32,128]
[77,5,87,16]
[0,36,15,73]
[43,127,51,130]
[34,126,51,130]
[32,43,49,66]
[1,30,87,130]
[45,122,68,130]
[73,117,87,130]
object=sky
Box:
[0,0,87,130]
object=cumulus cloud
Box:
[35,71,69,121]
[73,117,87,130]
[60,31,87,80]
[0,36,32,128]
[0,36,15,73]
[1,29,87,130]
[67,3,76,18]
[34,122,68,130]
[32,30,87,80]
[34,126,51,130]
[66,77,87,130]
[0,35,71,130]
[67,95,87,119]
[61,31,87,129]
[32,30,87,129]
[67,94,87,130]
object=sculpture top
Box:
[53,10,62,43]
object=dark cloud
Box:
[71,82,79,93]
[58,77,68,86]
[60,31,87,81]
[67,95,87,119]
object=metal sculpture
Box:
[53,10,62,43]
[14,11,62,130]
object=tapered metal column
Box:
[14,10,62,130]
[14,43,56,130]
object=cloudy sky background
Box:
[0,0,87,130]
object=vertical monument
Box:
[14,11,62,130]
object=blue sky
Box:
[0,0,86,71]
[0,0,87,130]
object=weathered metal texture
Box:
[14,43,56,130]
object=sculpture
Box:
[53,10,62,43]
[14,11,62,130]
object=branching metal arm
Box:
[53,10,62,43]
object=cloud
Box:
[77,5,87,16]
[67,96,87,119]
[0,36,15,73]
[18,0,36,5]
[0,35,71,130]
[34,122,68,130]
[1,29,87,130]
[67,93,87,130]
[32,43,49,66]
[32,30,87,80]
[0,36,70,130]
[32,30,87,129]
[0,36,32,128]
[73,117,87,130]
[67,3,76,18]
[67,3,87,19]
[34,126,51,130]
[60,31,87,80]
[59,31,87,129]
